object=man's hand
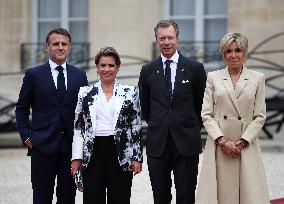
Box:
[24,139,33,150]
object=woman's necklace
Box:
[229,68,243,89]
[229,68,243,76]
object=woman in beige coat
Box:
[195,32,270,204]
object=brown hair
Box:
[154,19,179,38]
[45,28,72,44]
[95,47,121,66]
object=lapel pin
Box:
[181,69,184,72]
[157,70,159,74]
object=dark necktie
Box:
[56,66,66,102]
[165,59,172,95]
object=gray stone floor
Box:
[0,142,283,204]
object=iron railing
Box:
[152,41,223,63]
[1,33,284,138]
[20,42,90,70]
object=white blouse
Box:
[95,87,115,136]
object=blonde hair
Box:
[219,32,248,56]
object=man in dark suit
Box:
[138,20,206,204]
[15,28,88,204]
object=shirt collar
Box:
[161,51,179,64]
[49,59,67,71]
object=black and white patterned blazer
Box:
[71,81,142,171]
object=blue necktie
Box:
[56,66,66,102]
[165,59,172,95]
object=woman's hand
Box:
[131,161,142,176]
[222,141,240,158]
[235,139,248,150]
[218,138,240,158]
[71,159,83,177]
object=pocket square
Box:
[182,80,190,84]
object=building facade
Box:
[0,0,284,101]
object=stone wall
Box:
[0,0,32,72]
[228,0,284,68]
[1,0,284,101]
[0,0,32,100]
[88,0,163,68]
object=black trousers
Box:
[31,133,76,204]
[83,136,133,204]
[147,133,199,204]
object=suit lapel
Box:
[112,82,125,129]
[43,62,59,99]
[154,58,170,98]
[222,68,241,114]
[88,83,100,132]
[88,82,125,131]
[172,56,187,100]
[64,64,73,103]
[235,66,249,98]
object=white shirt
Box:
[49,59,67,89]
[161,51,179,93]
[95,86,115,136]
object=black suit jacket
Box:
[15,62,88,155]
[138,54,206,157]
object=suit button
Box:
[224,115,227,119]
[238,116,241,120]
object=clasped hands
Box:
[217,137,247,158]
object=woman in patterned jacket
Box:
[70,47,143,204]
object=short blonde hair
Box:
[219,32,248,56]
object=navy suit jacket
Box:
[139,54,207,157]
[15,62,88,154]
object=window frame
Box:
[163,0,227,42]
[32,0,88,42]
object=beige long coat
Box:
[195,67,270,204]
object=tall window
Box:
[167,0,227,41]
[164,0,227,62]
[26,0,89,68]
[33,0,88,42]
